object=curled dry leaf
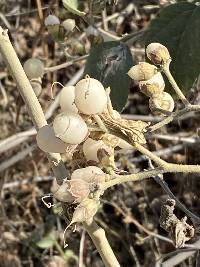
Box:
[160,199,194,248]
[100,110,149,144]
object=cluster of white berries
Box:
[36,77,108,155]
[128,43,174,115]
[44,15,76,33]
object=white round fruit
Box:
[62,19,76,32]
[44,15,60,26]
[83,138,105,162]
[59,86,78,113]
[53,113,88,144]
[75,77,107,115]
[36,125,69,153]
[24,58,44,79]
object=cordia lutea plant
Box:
[1,25,200,267]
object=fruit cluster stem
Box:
[162,60,189,106]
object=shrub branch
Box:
[0,26,120,267]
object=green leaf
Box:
[64,249,79,261]
[36,231,56,249]
[144,2,200,94]
[88,0,106,14]
[62,0,86,16]
[84,41,135,111]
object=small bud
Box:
[62,19,76,32]
[146,43,170,65]
[139,72,165,98]
[149,92,174,115]
[128,62,157,81]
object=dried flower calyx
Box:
[128,62,158,82]
[149,92,174,115]
[100,110,149,144]
[53,166,106,204]
[160,199,194,248]
[146,43,171,65]
[139,72,165,98]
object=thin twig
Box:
[161,238,200,267]
[79,229,86,267]
[149,104,200,132]
[162,60,189,106]
[148,160,200,225]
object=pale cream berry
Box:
[44,15,60,26]
[128,62,157,81]
[139,72,165,98]
[36,125,70,153]
[53,113,88,144]
[24,58,44,79]
[75,77,107,115]
[149,92,174,115]
[146,43,171,65]
[83,138,105,162]
[62,19,76,32]
[59,86,78,113]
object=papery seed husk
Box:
[128,62,157,81]
[68,179,90,202]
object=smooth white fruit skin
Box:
[24,58,44,79]
[59,86,78,113]
[75,78,107,115]
[62,19,76,31]
[71,166,104,182]
[83,138,105,162]
[44,15,60,26]
[36,125,69,153]
[53,113,88,144]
